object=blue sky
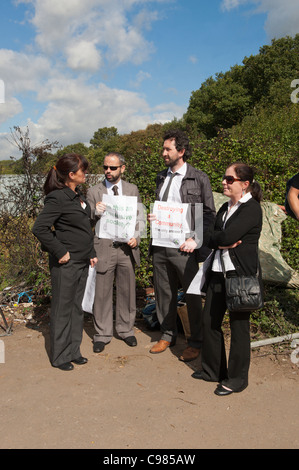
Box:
[0,0,298,161]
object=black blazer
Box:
[208,198,263,276]
[32,187,96,261]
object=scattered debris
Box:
[0,284,50,333]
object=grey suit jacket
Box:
[87,179,142,272]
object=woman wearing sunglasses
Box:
[192,162,263,395]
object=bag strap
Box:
[219,249,227,278]
[220,209,229,278]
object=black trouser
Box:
[201,271,251,391]
[49,256,89,367]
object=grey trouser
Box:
[93,244,136,343]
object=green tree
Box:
[90,126,119,150]
[89,126,121,169]
[184,35,299,137]
[242,35,299,107]
[185,67,252,137]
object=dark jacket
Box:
[155,163,216,261]
[32,187,96,261]
[209,198,263,276]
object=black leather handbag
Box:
[220,253,264,312]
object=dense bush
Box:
[0,214,50,295]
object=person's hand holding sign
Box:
[180,238,197,253]
[95,201,106,215]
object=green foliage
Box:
[281,218,299,273]
[0,159,18,175]
[0,214,50,295]
[90,126,119,149]
[185,68,251,138]
[88,126,121,169]
[184,35,299,137]
[251,285,299,339]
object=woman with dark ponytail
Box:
[33,153,97,371]
[192,162,263,395]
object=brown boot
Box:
[179,346,200,362]
[150,339,173,354]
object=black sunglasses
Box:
[103,165,122,171]
[222,175,242,184]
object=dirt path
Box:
[0,315,298,450]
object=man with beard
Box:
[87,153,142,353]
[148,129,216,361]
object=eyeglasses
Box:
[103,165,122,171]
[222,175,242,184]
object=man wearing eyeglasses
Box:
[87,152,142,353]
[148,129,216,359]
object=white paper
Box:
[187,252,214,296]
[151,200,190,248]
[96,194,137,242]
[82,266,96,313]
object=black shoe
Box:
[72,356,88,365]
[123,336,137,347]
[56,362,74,371]
[93,341,106,353]
[214,384,233,396]
[191,370,204,380]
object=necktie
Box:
[161,172,176,201]
[112,185,119,195]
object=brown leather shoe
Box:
[179,346,200,362]
[150,339,171,354]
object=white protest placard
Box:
[151,200,190,248]
[96,194,137,242]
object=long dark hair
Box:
[44,153,89,195]
[230,162,263,203]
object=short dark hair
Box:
[163,129,192,161]
[104,152,126,165]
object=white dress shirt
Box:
[105,179,123,196]
[159,163,187,203]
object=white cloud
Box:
[20,0,160,69]
[152,102,185,123]
[32,81,184,141]
[0,49,51,95]
[0,0,183,160]
[65,41,102,72]
[0,133,22,161]
[221,0,248,9]
[0,79,185,160]
[221,0,299,38]
[0,98,23,125]
[260,0,299,38]
[130,70,151,88]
